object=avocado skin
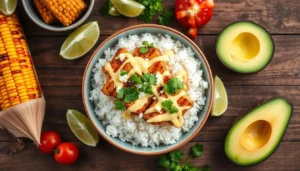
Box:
[216,21,275,74]
[224,98,293,166]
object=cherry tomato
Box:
[39,131,61,154]
[175,0,215,38]
[54,142,79,165]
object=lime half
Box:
[0,0,17,15]
[211,76,228,116]
[110,0,145,17]
[60,21,100,60]
[66,109,99,147]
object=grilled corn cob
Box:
[33,0,56,24]
[0,13,39,110]
[43,0,87,26]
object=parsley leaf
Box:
[139,47,148,54]
[158,155,170,168]
[117,87,139,103]
[120,71,128,76]
[169,150,183,163]
[137,0,163,22]
[162,100,179,114]
[158,10,173,25]
[163,77,184,94]
[130,74,142,83]
[142,73,157,85]
[182,164,199,171]
[191,143,204,158]
[115,101,125,111]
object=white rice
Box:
[90,33,208,147]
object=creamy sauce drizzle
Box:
[104,51,192,128]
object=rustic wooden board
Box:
[0,0,299,170]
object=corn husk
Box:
[0,97,46,144]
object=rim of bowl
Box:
[82,24,214,155]
[21,0,95,32]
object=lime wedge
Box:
[110,0,145,17]
[211,76,228,116]
[66,109,99,147]
[109,6,121,16]
[60,21,100,60]
[0,0,17,15]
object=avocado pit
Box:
[232,32,260,61]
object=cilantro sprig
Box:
[142,73,157,85]
[117,87,139,103]
[130,74,142,83]
[115,101,125,111]
[120,71,128,76]
[162,100,178,114]
[139,41,154,54]
[163,77,184,95]
[158,144,210,171]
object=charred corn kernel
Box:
[43,0,87,26]
[0,13,40,111]
[33,0,56,24]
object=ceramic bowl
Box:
[22,0,94,31]
[82,24,214,155]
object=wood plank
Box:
[1,86,299,142]
[0,141,299,170]
[27,35,300,87]
[17,0,300,36]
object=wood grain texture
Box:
[1,142,300,171]
[0,0,299,170]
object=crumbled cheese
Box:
[119,54,126,61]
[156,106,162,113]
[145,58,149,61]
[160,90,164,94]
[136,84,142,89]
[152,97,157,100]
[156,73,162,84]
[139,113,143,118]
[139,92,146,98]
[116,86,122,93]
[118,74,128,82]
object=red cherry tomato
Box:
[39,131,61,154]
[54,142,79,165]
[175,0,215,38]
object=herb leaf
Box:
[142,73,157,85]
[158,155,170,168]
[182,164,199,171]
[117,87,139,103]
[130,74,142,83]
[101,1,112,18]
[139,47,148,54]
[162,100,179,114]
[139,84,153,94]
[169,150,183,163]
[115,101,125,111]
[120,71,128,76]
[163,77,184,94]
[191,143,204,158]
[158,10,173,25]
[137,0,163,22]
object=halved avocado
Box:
[216,21,274,73]
[225,98,292,166]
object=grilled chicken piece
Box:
[101,48,132,97]
[133,47,167,74]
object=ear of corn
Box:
[0,13,39,111]
[43,0,87,26]
[33,0,56,24]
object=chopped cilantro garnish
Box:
[117,87,139,103]
[163,77,184,95]
[115,101,125,111]
[139,84,153,94]
[142,73,157,85]
[137,0,163,22]
[162,100,178,114]
[120,71,128,76]
[158,11,173,25]
[130,74,142,83]
[139,47,148,54]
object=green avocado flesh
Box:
[225,98,292,166]
[216,21,274,73]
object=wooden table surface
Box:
[1,0,300,170]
